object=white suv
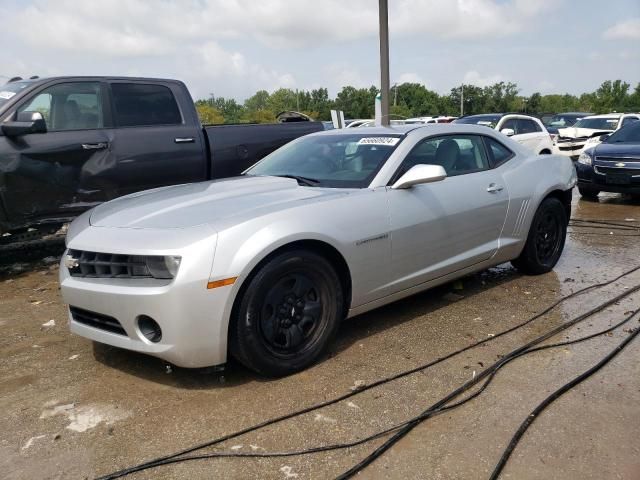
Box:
[555,113,640,159]
[454,114,553,154]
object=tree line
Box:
[195,79,640,124]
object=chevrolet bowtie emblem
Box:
[64,254,79,269]
[615,162,626,167]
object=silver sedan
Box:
[59,124,576,376]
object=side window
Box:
[397,135,490,179]
[621,117,639,128]
[18,82,103,131]
[517,119,541,133]
[484,137,514,168]
[500,118,518,134]
[111,83,182,127]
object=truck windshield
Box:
[0,81,33,109]
[246,133,403,188]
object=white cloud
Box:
[603,18,640,40]
[6,0,557,58]
[463,70,504,87]
[396,73,425,85]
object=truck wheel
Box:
[230,250,343,377]
[512,197,567,275]
[578,187,599,200]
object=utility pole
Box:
[379,0,390,126]
[393,83,398,107]
[460,84,464,117]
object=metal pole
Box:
[379,0,390,126]
[460,84,464,117]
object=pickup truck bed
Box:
[0,76,322,240]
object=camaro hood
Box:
[89,176,347,229]
[557,127,613,139]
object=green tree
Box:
[244,90,270,111]
[195,103,224,124]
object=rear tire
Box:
[512,197,567,275]
[578,186,599,200]
[230,250,343,377]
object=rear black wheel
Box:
[230,250,343,377]
[512,197,567,275]
[578,186,599,200]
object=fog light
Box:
[138,315,162,343]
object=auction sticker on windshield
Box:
[357,137,400,146]
[0,91,17,100]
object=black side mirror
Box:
[599,133,610,141]
[2,111,47,137]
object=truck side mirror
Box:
[500,128,515,137]
[2,111,47,137]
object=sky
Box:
[1,0,639,102]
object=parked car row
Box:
[553,113,640,160]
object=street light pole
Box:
[379,0,390,126]
[460,84,464,117]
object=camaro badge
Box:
[615,162,626,167]
[64,254,79,269]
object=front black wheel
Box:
[512,197,567,275]
[230,250,343,377]
[578,186,599,200]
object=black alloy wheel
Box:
[512,197,567,275]
[230,250,343,377]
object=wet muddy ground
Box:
[1,191,639,480]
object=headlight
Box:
[577,152,592,165]
[145,256,182,279]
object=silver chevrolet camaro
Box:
[60,124,576,376]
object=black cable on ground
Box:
[334,284,640,479]
[488,321,640,479]
[95,306,640,478]
[97,266,640,480]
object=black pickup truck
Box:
[0,76,322,242]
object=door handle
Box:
[82,142,108,150]
[487,183,504,193]
[175,137,195,144]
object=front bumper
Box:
[576,162,640,194]
[59,225,234,368]
[553,141,588,160]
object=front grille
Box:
[67,250,152,278]
[594,166,640,176]
[70,306,126,335]
[559,144,584,151]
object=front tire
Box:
[578,186,599,200]
[230,250,343,377]
[512,197,567,275]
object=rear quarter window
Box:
[111,83,182,127]
[484,137,514,168]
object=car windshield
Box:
[246,133,403,188]
[546,114,583,127]
[0,81,33,108]
[454,115,502,128]
[605,122,640,143]
[573,117,619,130]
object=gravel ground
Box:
[1,191,639,480]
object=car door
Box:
[386,134,509,293]
[0,80,114,224]
[106,81,207,197]
[516,118,545,152]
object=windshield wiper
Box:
[274,174,320,186]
